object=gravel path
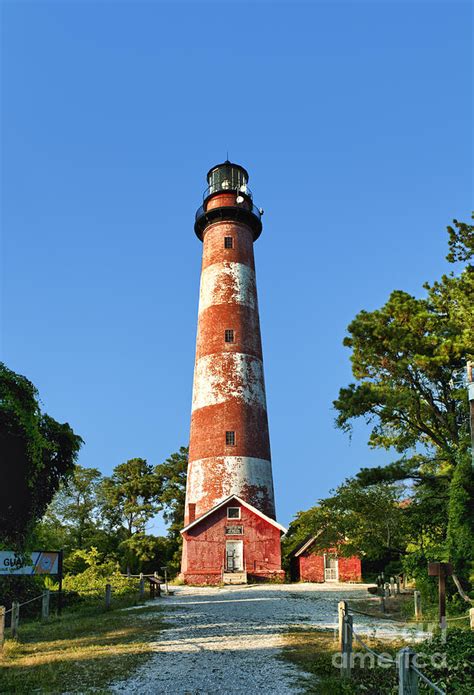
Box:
[111,582,419,695]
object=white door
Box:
[226,540,243,572]
[324,554,338,582]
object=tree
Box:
[154,447,188,573]
[333,216,474,584]
[447,451,474,583]
[48,465,103,549]
[99,458,161,572]
[334,285,470,475]
[0,363,83,546]
[155,447,188,539]
[284,479,407,562]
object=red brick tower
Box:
[180,162,285,585]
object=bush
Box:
[414,628,474,693]
[61,548,139,602]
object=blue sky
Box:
[2,1,472,533]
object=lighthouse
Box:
[180,161,286,585]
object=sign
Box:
[0,551,60,575]
[225,525,243,535]
[428,562,453,577]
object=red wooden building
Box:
[290,536,362,583]
[181,495,286,585]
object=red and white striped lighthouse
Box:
[180,162,285,585]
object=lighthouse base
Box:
[180,495,286,586]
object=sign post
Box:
[428,561,453,630]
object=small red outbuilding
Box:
[290,536,362,583]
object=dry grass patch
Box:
[280,627,405,695]
[0,603,166,694]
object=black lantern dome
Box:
[194,161,262,241]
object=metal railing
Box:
[195,202,262,223]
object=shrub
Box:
[414,628,474,693]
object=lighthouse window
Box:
[226,431,235,446]
[224,236,233,249]
[227,507,241,520]
[225,329,234,343]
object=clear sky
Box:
[2,1,472,533]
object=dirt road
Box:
[111,582,411,695]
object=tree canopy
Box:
[0,363,83,547]
[286,217,473,594]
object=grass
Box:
[279,627,406,695]
[0,600,166,694]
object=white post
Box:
[338,600,347,651]
[469,607,474,630]
[384,582,390,599]
[397,647,418,694]
[390,576,396,595]
[42,590,50,620]
[414,590,421,620]
[11,601,19,638]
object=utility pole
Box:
[467,361,474,469]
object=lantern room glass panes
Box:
[207,164,248,197]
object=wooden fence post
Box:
[0,606,5,651]
[397,647,418,694]
[469,607,474,630]
[414,591,421,620]
[105,583,112,610]
[396,575,401,595]
[42,590,50,620]
[338,600,347,651]
[153,572,162,598]
[139,573,145,600]
[342,614,353,679]
[11,601,19,638]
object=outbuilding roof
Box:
[291,533,324,557]
[180,495,287,535]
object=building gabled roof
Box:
[180,495,287,535]
[292,532,324,557]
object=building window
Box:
[224,236,233,249]
[188,503,196,522]
[227,507,241,520]
[225,329,234,343]
[226,431,235,446]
